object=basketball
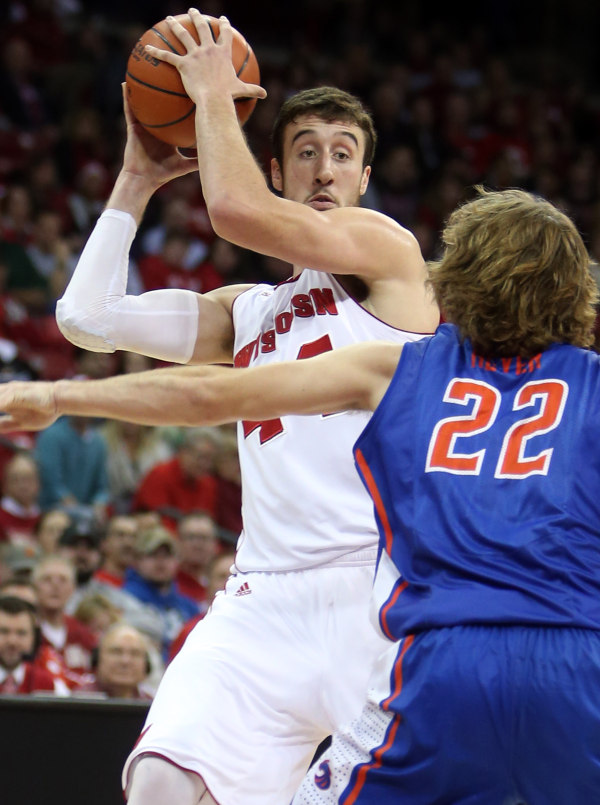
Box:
[125,15,260,148]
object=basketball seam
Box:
[137,105,196,129]
[125,71,189,98]
[150,27,182,54]
[234,44,253,104]
[236,44,250,77]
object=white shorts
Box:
[123,553,388,805]
[291,641,399,805]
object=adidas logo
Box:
[234,582,252,597]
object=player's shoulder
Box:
[330,205,418,242]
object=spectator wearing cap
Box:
[0,596,67,695]
[57,519,101,588]
[0,452,41,546]
[64,514,165,658]
[0,541,41,584]
[133,428,221,530]
[175,512,219,607]
[124,526,199,660]
[32,555,96,683]
[78,623,153,700]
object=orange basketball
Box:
[125,15,260,148]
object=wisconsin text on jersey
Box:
[234,286,338,367]
[471,353,542,374]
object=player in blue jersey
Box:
[0,187,599,802]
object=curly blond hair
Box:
[428,187,598,358]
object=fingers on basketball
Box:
[125,14,260,149]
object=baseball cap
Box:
[1,542,41,573]
[136,527,176,556]
[59,519,102,548]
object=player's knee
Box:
[127,754,207,804]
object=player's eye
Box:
[299,148,316,158]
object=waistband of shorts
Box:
[233,547,378,577]
[321,547,378,568]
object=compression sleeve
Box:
[56,209,199,364]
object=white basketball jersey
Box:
[232,269,427,571]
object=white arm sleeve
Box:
[56,209,199,364]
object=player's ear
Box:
[271,158,283,192]
[359,165,371,196]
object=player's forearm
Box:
[0,345,387,435]
[105,170,157,225]
[193,93,272,237]
[56,210,199,362]
[51,353,364,428]
[53,367,227,427]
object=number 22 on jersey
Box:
[425,378,568,478]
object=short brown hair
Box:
[428,187,597,359]
[271,87,376,168]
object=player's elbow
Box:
[207,193,260,244]
[182,380,232,428]
[55,296,116,354]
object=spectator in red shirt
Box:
[213,430,242,545]
[139,197,209,273]
[0,595,65,694]
[138,232,223,294]
[32,555,96,680]
[175,512,219,607]
[133,429,221,530]
[0,452,41,546]
[0,576,89,692]
[92,514,138,588]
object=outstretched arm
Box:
[0,342,402,432]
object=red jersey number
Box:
[242,335,334,445]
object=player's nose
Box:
[314,156,334,185]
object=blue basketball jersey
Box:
[355,324,600,639]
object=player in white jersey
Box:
[233,270,424,572]
[52,11,439,805]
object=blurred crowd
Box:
[0,504,237,697]
[0,0,599,698]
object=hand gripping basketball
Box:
[126,10,265,148]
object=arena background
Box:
[0,1,599,803]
